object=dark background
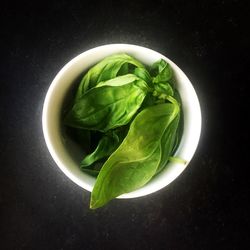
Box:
[1,0,249,249]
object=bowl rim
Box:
[42,43,202,199]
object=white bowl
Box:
[42,44,202,199]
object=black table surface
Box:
[1,1,249,249]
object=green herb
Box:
[80,128,126,168]
[151,59,173,83]
[75,54,144,100]
[134,67,152,85]
[63,53,184,209]
[90,103,179,209]
[64,75,148,132]
[80,132,120,168]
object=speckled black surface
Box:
[1,1,249,249]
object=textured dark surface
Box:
[1,0,249,249]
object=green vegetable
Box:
[63,53,184,209]
[90,103,179,209]
[95,74,147,88]
[156,113,180,174]
[64,75,148,132]
[75,54,144,100]
[154,82,174,97]
[81,128,126,168]
[151,59,173,83]
[134,67,152,84]
[80,132,120,168]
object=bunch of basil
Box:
[64,54,183,209]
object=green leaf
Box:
[64,75,148,132]
[151,59,172,83]
[81,130,124,168]
[155,112,180,174]
[140,93,157,109]
[75,54,144,100]
[170,92,183,155]
[95,74,147,89]
[134,67,152,84]
[154,82,174,97]
[117,63,129,76]
[81,133,119,168]
[90,103,179,209]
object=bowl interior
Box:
[42,44,201,198]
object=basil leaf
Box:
[90,103,179,209]
[64,75,148,132]
[75,54,144,100]
[81,134,119,168]
[134,67,152,84]
[151,59,172,83]
[117,63,129,75]
[154,82,174,97]
[95,74,146,88]
[81,131,121,168]
[155,113,180,174]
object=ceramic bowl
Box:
[42,44,202,198]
